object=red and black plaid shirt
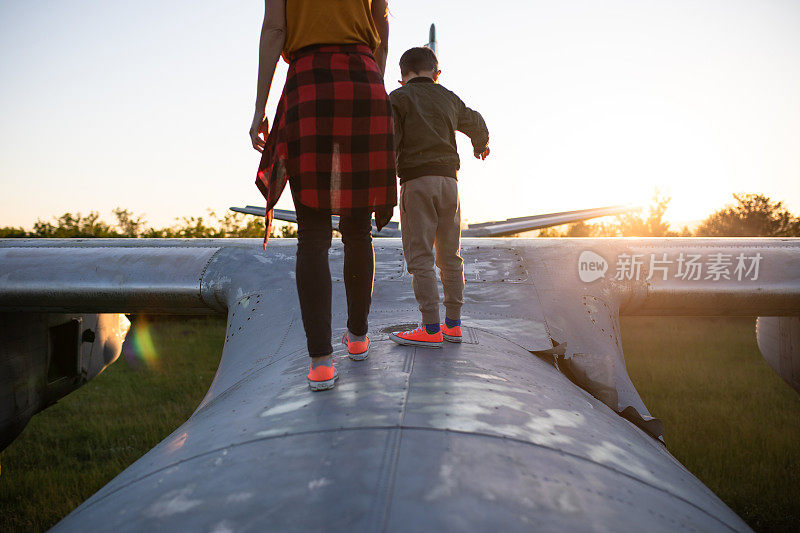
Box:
[256,44,397,239]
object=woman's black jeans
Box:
[293,197,374,356]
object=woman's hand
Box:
[371,0,389,76]
[250,112,269,152]
[374,206,394,232]
[252,0,286,152]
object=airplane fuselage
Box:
[4,237,794,530]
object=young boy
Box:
[389,46,490,348]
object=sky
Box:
[1,0,798,230]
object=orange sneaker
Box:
[390,326,443,348]
[307,360,338,391]
[342,331,370,361]
[441,323,462,343]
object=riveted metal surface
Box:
[53,326,749,532]
[6,237,798,531]
[387,431,737,532]
[459,245,530,283]
[332,243,406,282]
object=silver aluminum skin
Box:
[2,237,799,531]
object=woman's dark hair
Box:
[399,46,438,76]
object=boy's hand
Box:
[474,147,490,160]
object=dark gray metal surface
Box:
[757,316,800,393]
[0,245,219,313]
[0,312,129,449]
[427,23,437,55]
[3,237,798,531]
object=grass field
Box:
[622,316,800,532]
[0,316,798,531]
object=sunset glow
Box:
[1,1,798,230]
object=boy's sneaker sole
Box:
[443,332,462,343]
[390,333,443,349]
[348,350,369,361]
[308,373,338,391]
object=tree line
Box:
[1,193,798,238]
[0,209,297,239]
[535,192,799,237]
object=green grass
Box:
[622,316,800,532]
[1,316,798,531]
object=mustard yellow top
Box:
[283,0,380,57]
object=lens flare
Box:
[123,315,159,369]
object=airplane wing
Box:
[463,204,636,237]
[230,206,295,223]
[229,206,400,236]
[3,237,799,531]
[230,204,633,238]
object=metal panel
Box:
[757,316,800,393]
[52,323,749,532]
[0,246,220,313]
[4,237,798,530]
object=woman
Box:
[249,0,395,391]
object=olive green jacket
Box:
[389,77,489,184]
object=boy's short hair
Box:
[399,46,438,77]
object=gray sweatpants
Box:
[399,175,465,325]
